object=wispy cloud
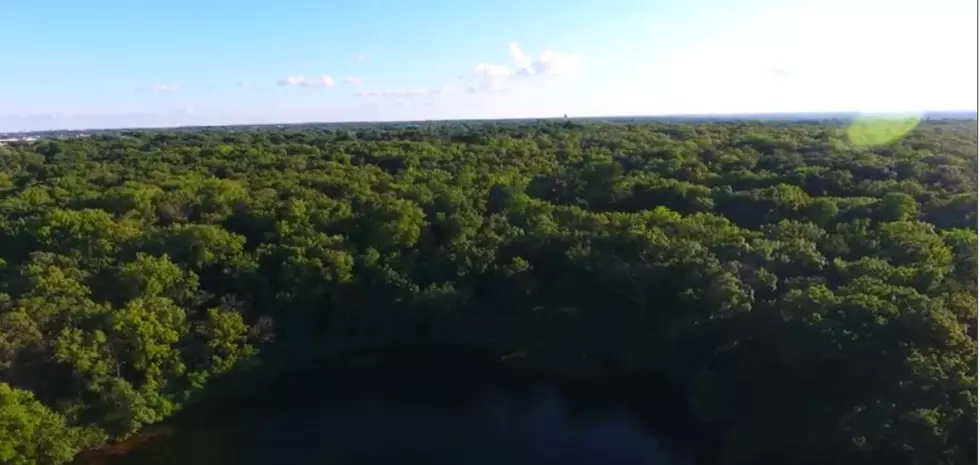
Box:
[353,53,369,62]
[354,86,459,106]
[467,43,578,94]
[277,75,335,88]
[238,80,251,87]
[352,42,577,103]
[344,77,364,86]
[473,43,578,80]
[151,84,180,93]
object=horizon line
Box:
[2,109,977,135]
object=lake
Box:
[100,349,686,465]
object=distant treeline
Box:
[5,111,975,139]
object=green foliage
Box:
[0,383,105,465]
[0,119,975,465]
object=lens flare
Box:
[846,113,922,147]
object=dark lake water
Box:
[104,351,685,465]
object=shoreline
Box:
[70,344,699,465]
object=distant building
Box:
[0,136,39,144]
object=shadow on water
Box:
[101,348,689,465]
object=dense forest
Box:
[0,118,976,465]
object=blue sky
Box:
[0,0,975,131]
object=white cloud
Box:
[151,84,179,93]
[349,44,578,104]
[277,75,335,88]
[468,43,578,94]
[344,77,364,86]
[508,42,533,71]
[474,43,578,79]
[278,76,304,86]
[527,48,578,77]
